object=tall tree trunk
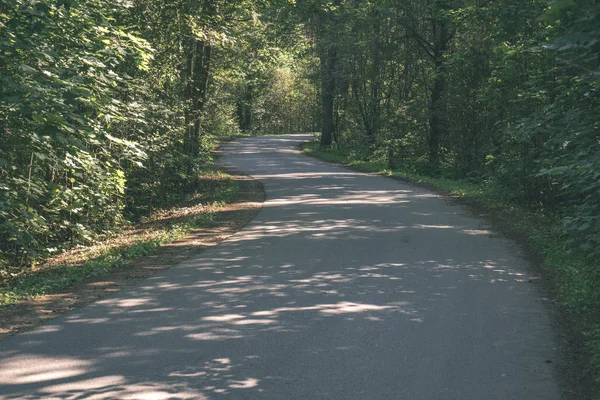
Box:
[184,38,196,156]
[367,6,383,145]
[317,0,342,148]
[182,0,215,158]
[428,55,445,171]
[192,43,212,153]
[428,18,450,173]
[320,44,337,147]
[184,39,212,158]
[237,84,253,132]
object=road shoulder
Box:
[0,171,265,341]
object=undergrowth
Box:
[0,169,238,307]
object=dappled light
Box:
[98,298,154,308]
[463,229,493,236]
[0,356,92,385]
[0,135,558,399]
[413,224,454,229]
[265,190,412,206]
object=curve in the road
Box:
[0,135,560,399]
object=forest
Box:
[0,0,599,386]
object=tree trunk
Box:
[367,6,383,145]
[237,84,253,132]
[183,39,196,156]
[428,18,450,173]
[192,43,212,152]
[428,56,445,171]
[183,39,212,158]
[320,44,337,147]
[317,0,342,148]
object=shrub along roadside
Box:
[0,168,238,307]
[303,140,600,390]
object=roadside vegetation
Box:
[0,166,240,306]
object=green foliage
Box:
[0,240,161,306]
[0,168,239,306]
[0,0,152,266]
[0,0,314,269]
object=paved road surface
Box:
[0,135,560,399]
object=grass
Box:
[303,140,600,391]
[0,168,238,307]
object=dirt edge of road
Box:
[0,170,265,342]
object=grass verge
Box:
[303,140,600,398]
[0,168,238,307]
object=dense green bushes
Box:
[0,0,316,270]
[0,0,150,266]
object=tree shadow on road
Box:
[0,136,558,399]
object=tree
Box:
[314,0,343,147]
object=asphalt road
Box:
[0,135,561,399]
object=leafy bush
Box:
[0,0,151,266]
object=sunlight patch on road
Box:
[42,375,125,393]
[413,224,455,229]
[463,229,493,235]
[250,301,401,317]
[229,378,259,389]
[0,355,92,385]
[265,190,413,206]
[97,297,154,308]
